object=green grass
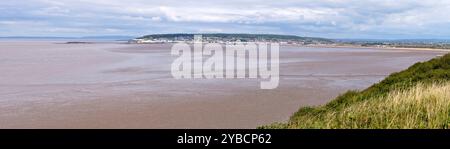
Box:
[261,53,450,129]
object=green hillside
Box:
[261,53,450,129]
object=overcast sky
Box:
[1,0,450,39]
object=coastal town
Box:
[129,33,333,45]
[129,34,450,50]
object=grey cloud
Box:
[0,0,449,38]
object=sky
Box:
[1,0,450,39]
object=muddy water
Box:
[0,41,446,128]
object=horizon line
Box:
[1,34,450,41]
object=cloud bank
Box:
[1,0,449,39]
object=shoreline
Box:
[297,44,450,52]
[129,42,450,52]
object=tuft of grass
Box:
[260,53,450,129]
[265,83,450,129]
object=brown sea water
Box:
[0,41,446,128]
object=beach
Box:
[0,41,447,128]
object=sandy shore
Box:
[0,41,447,128]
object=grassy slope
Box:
[261,53,450,129]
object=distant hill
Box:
[137,33,333,43]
